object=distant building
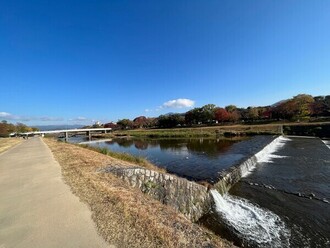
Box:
[93,121,102,128]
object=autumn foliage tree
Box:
[214,108,230,123]
[293,94,314,118]
[0,121,37,137]
[120,93,329,130]
[133,116,148,128]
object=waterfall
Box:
[210,189,290,247]
[215,136,291,194]
[255,136,290,163]
[239,136,291,178]
[322,140,330,150]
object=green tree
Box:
[158,114,185,128]
[225,105,237,113]
[117,119,133,129]
[185,108,203,125]
[200,104,216,123]
[247,107,259,120]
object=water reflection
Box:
[92,137,255,183]
[105,138,235,158]
[69,135,275,183]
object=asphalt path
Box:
[0,137,111,248]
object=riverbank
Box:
[78,143,166,173]
[44,138,234,248]
[113,125,280,138]
[112,122,330,138]
[0,137,22,154]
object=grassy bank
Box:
[114,124,283,138]
[0,138,22,154]
[44,138,233,248]
[113,122,330,138]
[78,143,165,173]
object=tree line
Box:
[2,94,329,134]
[0,121,39,137]
[115,94,330,129]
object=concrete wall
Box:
[102,166,212,222]
[214,156,258,194]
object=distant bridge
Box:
[21,128,112,141]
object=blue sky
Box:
[1,0,329,125]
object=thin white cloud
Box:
[0,112,12,118]
[162,98,195,109]
[0,111,63,122]
[0,112,22,120]
[69,117,88,121]
[40,116,64,122]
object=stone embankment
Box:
[102,166,211,222]
[102,136,282,221]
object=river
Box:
[70,135,330,247]
[84,136,275,183]
[229,137,330,247]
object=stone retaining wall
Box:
[101,136,282,221]
[102,166,211,222]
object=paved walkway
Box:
[0,137,110,248]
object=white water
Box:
[211,190,291,247]
[238,136,290,178]
[322,140,330,150]
[255,136,290,163]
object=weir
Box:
[102,135,328,246]
[204,136,294,247]
[214,136,287,194]
[102,135,288,222]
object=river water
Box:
[86,136,274,183]
[229,137,330,247]
[74,136,330,247]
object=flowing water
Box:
[210,190,290,248]
[229,137,330,247]
[72,135,330,247]
[201,137,293,247]
[323,139,330,149]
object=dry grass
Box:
[0,138,22,154]
[44,138,234,248]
